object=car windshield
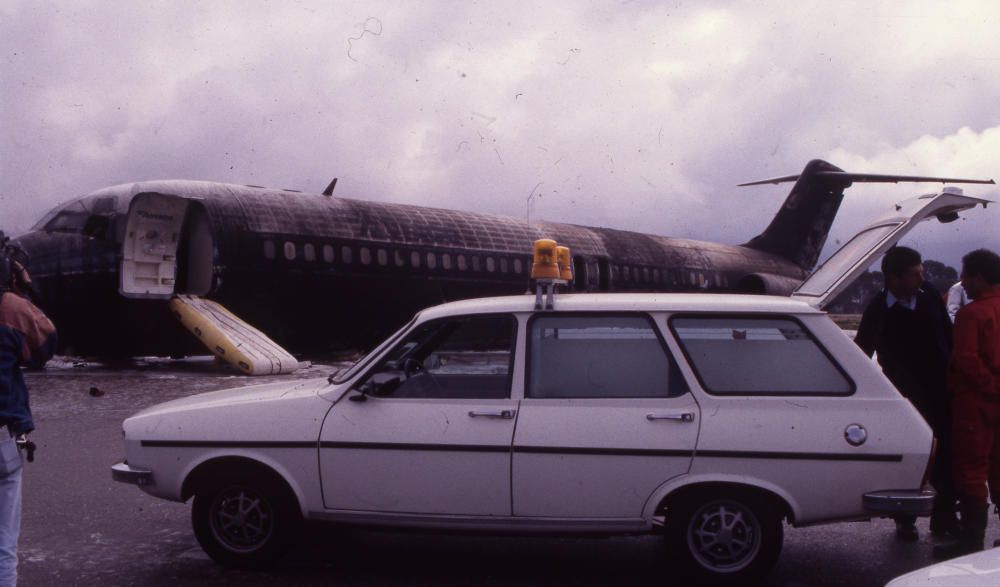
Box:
[331,317,417,384]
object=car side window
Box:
[670,315,853,395]
[527,314,689,399]
[357,314,516,400]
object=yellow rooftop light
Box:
[531,239,561,280]
[556,245,573,282]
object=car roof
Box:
[417,293,823,322]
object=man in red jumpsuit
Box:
[935,249,1000,559]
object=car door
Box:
[792,188,990,309]
[511,312,699,519]
[319,313,518,516]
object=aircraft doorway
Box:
[121,193,208,299]
[176,204,213,296]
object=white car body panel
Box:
[122,378,332,513]
[511,394,699,518]
[319,396,518,515]
[886,547,1000,586]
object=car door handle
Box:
[646,412,695,422]
[468,409,516,419]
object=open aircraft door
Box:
[120,192,190,299]
[791,188,991,310]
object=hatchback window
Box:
[357,314,516,400]
[527,314,688,399]
[670,316,852,395]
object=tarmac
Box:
[15,355,998,586]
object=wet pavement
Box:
[15,357,998,586]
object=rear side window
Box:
[527,314,689,399]
[670,316,852,395]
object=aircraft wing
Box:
[791,188,991,309]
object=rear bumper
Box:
[111,461,153,486]
[863,489,935,516]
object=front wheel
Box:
[666,490,783,585]
[191,473,301,568]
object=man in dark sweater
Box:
[855,246,957,540]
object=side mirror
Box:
[349,379,375,402]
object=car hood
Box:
[124,377,333,442]
[131,377,330,418]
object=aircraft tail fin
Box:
[741,159,849,270]
[740,159,994,270]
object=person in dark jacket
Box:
[855,246,957,541]
[0,251,56,587]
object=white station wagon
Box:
[112,189,987,583]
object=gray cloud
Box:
[3,0,998,269]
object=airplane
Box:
[5,159,993,368]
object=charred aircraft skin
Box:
[11,161,844,357]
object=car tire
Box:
[666,489,783,585]
[191,472,301,569]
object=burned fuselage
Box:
[13,162,847,357]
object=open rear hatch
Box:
[792,188,991,309]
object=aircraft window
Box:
[45,210,90,233]
[410,251,421,268]
[91,196,115,214]
[323,245,335,263]
[304,243,316,262]
[284,242,296,261]
[264,240,276,260]
[426,252,437,269]
[457,255,467,271]
[514,259,523,274]
[360,247,372,265]
[377,249,388,266]
[442,253,452,270]
[394,250,406,267]
[500,257,509,273]
[342,246,353,264]
[471,256,481,272]
[486,257,496,272]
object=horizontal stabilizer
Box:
[739,171,995,187]
[170,295,300,375]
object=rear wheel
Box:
[666,490,783,585]
[191,472,301,568]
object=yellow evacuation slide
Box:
[169,294,299,375]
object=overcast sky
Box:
[2,0,998,268]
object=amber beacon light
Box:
[556,245,573,281]
[531,239,561,280]
[531,239,570,310]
